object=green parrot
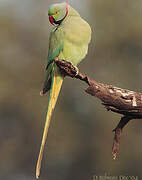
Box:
[36,2,91,178]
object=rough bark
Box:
[52,58,142,159]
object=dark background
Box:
[0,0,142,179]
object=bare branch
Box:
[112,116,132,160]
[54,58,142,159]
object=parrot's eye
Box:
[54,11,58,15]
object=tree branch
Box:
[53,58,142,159]
[112,116,132,160]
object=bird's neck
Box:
[56,6,80,28]
[68,6,80,17]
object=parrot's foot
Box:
[54,58,79,77]
[74,66,79,76]
[54,57,59,61]
[69,62,79,76]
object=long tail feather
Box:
[36,65,63,179]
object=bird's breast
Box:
[61,16,91,65]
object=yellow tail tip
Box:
[36,170,40,179]
[36,163,41,179]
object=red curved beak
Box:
[49,15,54,25]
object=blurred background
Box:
[0,0,142,179]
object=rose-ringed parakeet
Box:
[36,2,91,178]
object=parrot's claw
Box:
[74,66,79,76]
[54,57,59,61]
[69,62,79,76]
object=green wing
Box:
[43,27,64,94]
[47,27,64,65]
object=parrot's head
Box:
[48,2,69,26]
